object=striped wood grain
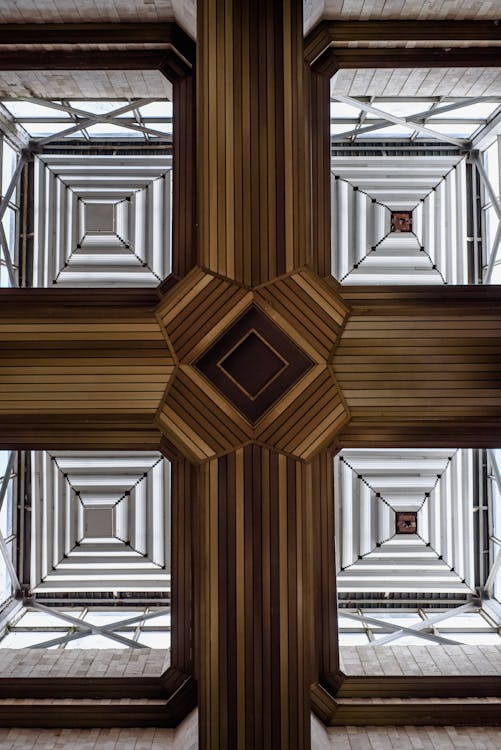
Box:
[334,286,501,447]
[170,65,197,279]
[255,269,349,362]
[197,0,309,286]
[0,290,173,424]
[157,269,252,363]
[256,367,349,460]
[196,445,324,750]
[156,367,253,462]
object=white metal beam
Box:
[0,154,25,225]
[36,99,168,146]
[368,601,475,647]
[340,610,461,645]
[332,94,466,148]
[333,97,492,142]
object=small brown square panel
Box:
[195,305,313,423]
[396,511,417,535]
[391,211,412,232]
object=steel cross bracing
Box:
[331,94,467,147]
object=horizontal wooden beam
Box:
[0,22,195,63]
[326,46,501,70]
[336,675,501,699]
[0,677,165,699]
[0,704,172,728]
[306,20,501,64]
[0,50,165,71]
[0,415,163,451]
[312,683,501,727]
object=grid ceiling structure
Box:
[0,5,500,746]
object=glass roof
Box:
[330,96,501,144]
[1,98,173,141]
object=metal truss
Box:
[25,600,170,650]
[331,93,467,147]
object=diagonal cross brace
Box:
[341,610,462,646]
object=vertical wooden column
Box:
[308,57,334,278]
[163,58,197,279]
[197,0,309,285]
[196,445,322,750]
[310,450,340,687]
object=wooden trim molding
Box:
[305,19,501,66]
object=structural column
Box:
[197,0,309,285]
[196,444,324,750]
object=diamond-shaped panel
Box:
[157,267,351,460]
[195,305,313,423]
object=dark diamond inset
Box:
[195,305,313,423]
[219,331,287,399]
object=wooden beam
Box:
[336,675,501,699]
[333,285,501,449]
[167,64,197,277]
[197,0,309,286]
[195,444,322,750]
[0,50,165,71]
[0,704,175,729]
[327,47,501,70]
[164,458,196,678]
[308,65,332,278]
[305,20,501,64]
[0,23,195,63]
[312,682,501,726]
[0,677,165,699]
[0,289,172,449]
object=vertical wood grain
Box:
[195,444,327,750]
[171,68,197,278]
[197,0,308,286]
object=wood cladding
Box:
[334,286,501,447]
[167,459,196,677]
[0,289,172,448]
[170,65,197,279]
[197,0,309,285]
[157,367,253,462]
[255,269,349,362]
[255,366,348,460]
[157,268,252,363]
[196,445,322,750]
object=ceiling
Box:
[0,0,499,36]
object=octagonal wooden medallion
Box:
[156,267,351,462]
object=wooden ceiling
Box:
[0,2,500,748]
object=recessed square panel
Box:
[195,305,313,423]
[218,331,287,400]
[84,508,114,538]
[84,202,115,233]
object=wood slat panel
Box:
[0,290,173,444]
[158,270,252,363]
[255,270,348,362]
[156,367,253,462]
[197,445,323,750]
[0,415,162,450]
[335,286,501,447]
[197,0,308,286]
[167,458,196,676]
[170,65,197,279]
[256,367,349,460]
